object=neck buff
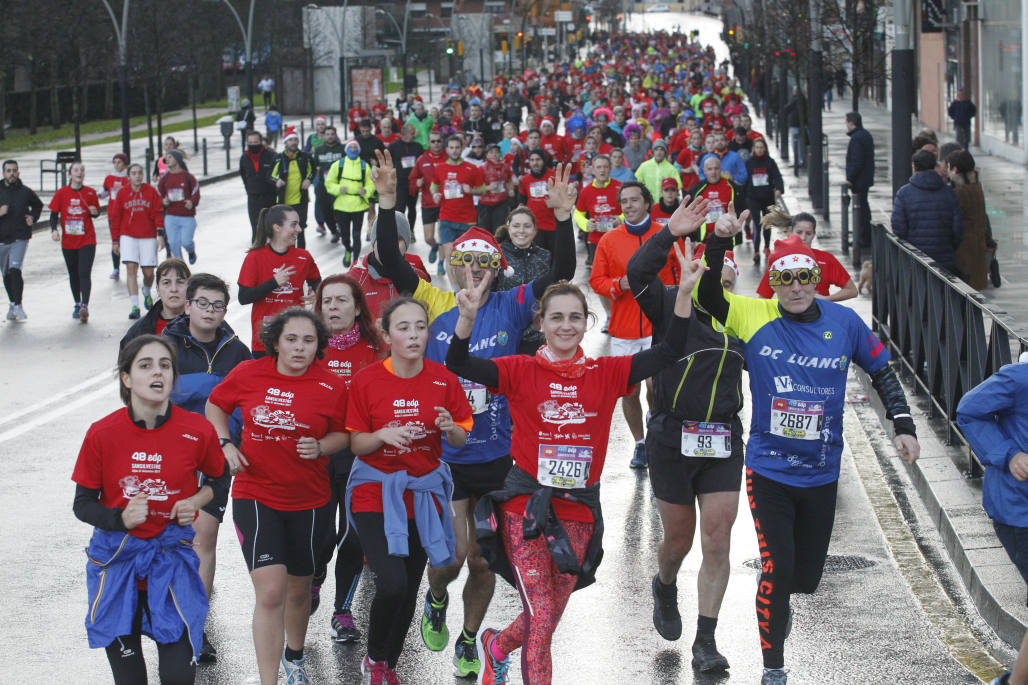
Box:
[328,323,362,350]
[534,344,587,379]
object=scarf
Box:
[328,324,362,351]
[534,344,587,379]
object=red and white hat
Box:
[723,250,740,278]
[314,115,327,124]
[768,234,818,273]
[452,226,514,277]
[540,117,556,130]
[282,126,299,144]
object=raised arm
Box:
[370,149,420,294]
[532,163,577,298]
[446,265,500,386]
[696,208,750,323]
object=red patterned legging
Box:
[494,512,593,685]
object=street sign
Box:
[555,10,572,22]
[539,27,557,37]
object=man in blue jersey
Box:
[369,150,577,677]
[695,209,920,685]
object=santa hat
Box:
[692,243,739,276]
[282,126,299,144]
[452,226,514,277]
[768,234,818,273]
[540,117,556,130]
[314,115,328,124]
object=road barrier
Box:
[870,223,1028,477]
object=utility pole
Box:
[100,0,131,160]
[891,0,914,197]
[807,0,824,211]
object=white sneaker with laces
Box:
[281,652,313,685]
[12,304,27,322]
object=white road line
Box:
[0,380,115,445]
[0,370,115,429]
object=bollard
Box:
[840,183,850,256]
[145,148,154,181]
[822,134,830,220]
[852,200,863,268]
[300,121,305,143]
[202,138,208,177]
[225,135,231,171]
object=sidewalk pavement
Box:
[750,99,1028,651]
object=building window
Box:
[981,0,1023,147]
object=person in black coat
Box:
[743,138,784,262]
[891,149,963,274]
[948,91,977,150]
[845,111,875,248]
[239,131,279,241]
[0,160,43,320]
[387,124,425,233]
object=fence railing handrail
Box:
[871,223,1028,476]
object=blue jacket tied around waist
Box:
[345,458,457,567]
[84,524,207,660]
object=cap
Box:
[112,153,128,165]
[661,177,678,190]
[653,139,668,150]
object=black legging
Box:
[477,201,510,235]
[315,184,338,236]
[3,269,23,305]
[746,468,837,669]
[63,244,96,305]
[397,184,418,231]
[111,247,120,272]
[352,512,428,668]
[313,452,365,614]
[247,193,276,242]
[289,202,310,249]
[104,590,195,684]
[747,197,775,252]
[334,210,365,259]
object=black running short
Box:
[448,456,513,501]
[232,499,332,576]
[646,421,744,505]
[200,473,232,523]
[421,207,440,224]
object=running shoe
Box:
[6,304,14,321]
[420,589,449,651]
[761,668,788,684]
[281,651,312,685]
[453,636,481,677]
[991,671,1011,685]
[428,245,438,263]
[11,304,27,322]
[651,574,681,640]
[360,655,404,685]
[143,294,153,310]
[78,304,89,323]
[409,232,416,244]
[343,249,353,268]
[691,636,729,672]
[110,269,120,280]
[753,253,761,265]
[72,303,81,319]
[188,249,197,265]
[309,584,321,615]
[475,628,509,685]
[630,442,647,469]
[331,234,340,244]
[317,225,327,236]
[437,261,446,277]
[331,610,361,643]
[128,306,141,320]
[198,631,217,663]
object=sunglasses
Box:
[767,267,822,287]
[449,250,503,270]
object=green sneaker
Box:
[453,636,480,678]
[420,589,449,651]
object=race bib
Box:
[537,444,593,489]
[461,378,490,415]
[65,220,85,235]
[706,202,724,224]
[168,188,185,202]
[681,421,732,458]
[769,397,824,440]
[529,181,548,198]
[752,173,769,187]
[401,156,416,169]
[655,217,670,227]
[595,216,616,232]
[443,180,464,199]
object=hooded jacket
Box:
[162,314,252,417]
[891,170,963,272]
[845,125,875,192]
[239,146,279,197]
[0,178,43,243]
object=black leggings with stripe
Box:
[104,590,195,684]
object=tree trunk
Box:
[105,69,114,120]
[0,77,7,141]
[29,64,37,135]
[49,64,60,130]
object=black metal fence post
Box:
[840,183,850,255]
[202,139,209,177]
[822,134,830,220]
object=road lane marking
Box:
[0,381,115,445]
[0,371,115,428]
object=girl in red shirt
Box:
[345,297,473,683]
[237,205,322,357]
[206,308,349,685]
[72,335,225,684]
[445,251,703,685]
[49,161,100,322]
[310,274,385,643]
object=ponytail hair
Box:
[250,204,297,251]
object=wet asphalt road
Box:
[0,12,991,684]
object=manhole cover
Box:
[742,554,876,573]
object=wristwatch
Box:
[219,437,232,447]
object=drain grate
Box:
[743,554,876,573]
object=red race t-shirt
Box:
[755,247,853,299]
[480,160,513,206]
[576,179,622,245]
[491,354,634,522]
[49,185,100,250]
[433,161,484,224]
[518,169,557,232]
[237,245,321,352]
[208,356,346,510]
[650,202,674,228]
[318,341,382,389]
[72,406,224,539]
[103,173,127,200]
[346,358,473,516]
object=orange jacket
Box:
[589,222,675,340]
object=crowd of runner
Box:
[59,27,928,685]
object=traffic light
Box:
[515,31,523,50]
[585,14,591,21]
[457,41,464,56]
[446,40,455,55]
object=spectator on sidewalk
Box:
[258,76,275,109]
[237,98,256,134]
[845,111,875,248]
[784,86,807,167]
[946,149,990,290]
[948,91,977,150]
[957,359,1028,685]
[0,160,43,322]
[264,105,283,149]
[891,149,963,275]
[239,131,278,241]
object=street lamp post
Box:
[220,0,257,105]
[307,3,349,123]
[100,0,131,160]
[376,6,409,94]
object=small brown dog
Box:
[857,260,873,294]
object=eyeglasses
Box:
[472,145,484,149]
[767,267,822,287]
[189,297,227,312]
[449,250,503,270]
